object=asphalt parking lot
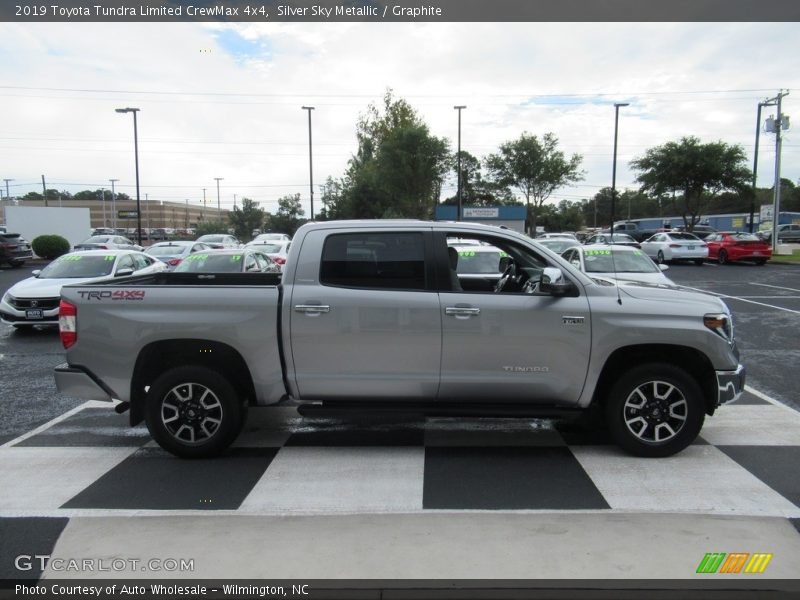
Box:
[0,259,799,592]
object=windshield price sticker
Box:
[585,249,611,256]
[231,255,242,261]
[186,254,209,261]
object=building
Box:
[434,205,527,233]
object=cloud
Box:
[0,22,797,214]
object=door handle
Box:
[294,304,331,314]
[445,306,480,317]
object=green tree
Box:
[442,151,517,207]
[485,132,584,235]
[327,91,450,219]
[227,198,265,242]
[631,136,751,231]
[270,194,306,236]
[194,220,228,237]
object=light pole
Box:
[214,177,223,221]
[610,103,629,236]
[301,106,315,220]
[2,179,12,200]
[114,107,142,244]
[202,188,207,222]
[454,105,466,221]
[109,178,118,229]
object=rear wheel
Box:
[605,363,705,457]
[145,366,244,458]
[694,259,704,266]
[8,260,24,268]
[656,250,666,264]
[717,250,728,265]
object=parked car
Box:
[640,232,708,265]
[145,241,213,270]
[537,239,577,255]
[253,232,291,243]
[173,249,280,274]
[73,235,143,252]
[244,240,291,269]
[91,227,116,236]
[0,250,166,328]
[195,234,241,249]
[537,232,578,241]
[704,232,772,265]
[583,232,641,248]
[561,244,674,285]
[671,224,717,240]
[0,232,33,268]
[451,244,507,288]
[758,223,800,244]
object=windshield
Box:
[251,243,283,253]
[174,253,243,273]
[455,249,505,274]
[38,254,116,278]
[583,249,659,273]
[81,236,112,243]
[197,235,224,243]
[730,233,761,241]
[539,240,575,254]
[670,233,701,241]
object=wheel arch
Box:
[130,339,256,426]
[591,344,718,416]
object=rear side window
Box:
[320,232,426,290]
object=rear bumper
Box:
[54,363,115,402]
[717,364,746,406]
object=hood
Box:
[617,279,729,313]
[7,274,112,298]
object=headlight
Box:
[704,312,733,344]
[1,292,12,305]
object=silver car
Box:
[561,244,674,285]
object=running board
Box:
[296,402,583,420]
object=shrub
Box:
[32,235,71,260]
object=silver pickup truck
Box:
[54,220,744,458]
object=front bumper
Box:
[54,363,115,402]
[717,363,746,405]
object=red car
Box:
[704,232,772,265]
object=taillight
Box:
[168,258,182,266]
[274,256,286,265]
[98,245,109,249]
[668,244,681,248]
[59,300,77,349]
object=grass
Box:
[772,252,800,264]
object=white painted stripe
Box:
[750,282,800,293]
[679,285,800,315]
[0,401,94,448]
[734,296,800,299]
[745,385,800,415]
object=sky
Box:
[0,20,798,218]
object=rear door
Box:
[288,227,442,400]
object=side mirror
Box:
[115,268,134,277]
[498,256,511,272]
[658,264,669,272]
[540,267,575,296]
[32,270,41,277]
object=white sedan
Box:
[0,250,166,328]
[244,239,291,270]
[561,244,674,285]
[640,232,708,265]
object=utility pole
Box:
[454,105,466,221]
[750,100,773,233]
[146,193,150,232]
[610,103,629,236]
[2,179,12,201]
[202,188,207,222]
[99,189,106,227]
[214,177,223,220]
[109,179,119,229]
[302,106,315,219]
[41,175,48,207]
[764,90,790,255]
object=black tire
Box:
[605,363,705,457]
[656,250,665,264]
[9,260,24,268]
[145,366,244,458]
[754,258,767,266]
[694,259,704,266]
[717,250,728,265]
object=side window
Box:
[116,254,135,273]
[131,254,148,270]
[253,254,268,271]
[244,254,259,271]
[320,232,426,290]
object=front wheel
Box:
[694,259,704,266]
[145,366,244,458]
[754,258,767,266]
[656,250,666,264]
[718,250,728,265]
[605,363,705,457]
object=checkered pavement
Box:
[1,390,798,517]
